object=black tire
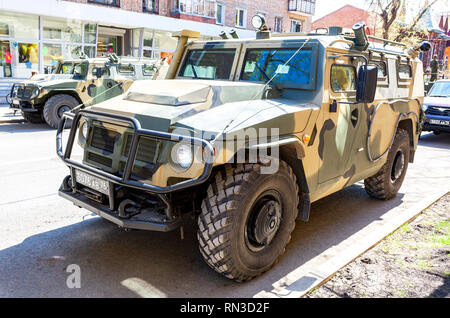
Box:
[22,111,45,124]
[197,160,299,282]
[43,94,78,129]
[364,128,410,200]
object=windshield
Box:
[57,61,89,78]
[179,49,236,80]
[241,47,313,88]
[428,82,450,97]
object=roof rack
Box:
[367,36,407,49]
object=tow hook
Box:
[118,199,141,219]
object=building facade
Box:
[0,0,315,79]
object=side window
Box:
[369,61,387,78]
[331,65,356,92]
[118,64,135,75]
[143,64,156,76]
[398,63,412,79]
[91,66,110,77]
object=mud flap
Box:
[297,192,311,222]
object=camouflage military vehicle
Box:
[10,54,163,128]
[56,21,430,281]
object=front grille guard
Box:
[56,109,215,194]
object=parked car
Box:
[56,20,429,281]
[422,80,450,134]
[10,54,165,128]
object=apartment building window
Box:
[88,0,120,7]
[216,3,225,25]
[236,8,247,28]
[291,20,302,32]
[175,0,216,18]
[143,0,159,13]
[274,16,283,33]
[288,0,316,15]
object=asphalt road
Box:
[0,121,449,298]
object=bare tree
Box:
[368,0,439,42]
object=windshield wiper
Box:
[190,64,199,79]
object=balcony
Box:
[288,0,316,16]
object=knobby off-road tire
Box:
[43,94,78,129]
[197,160,299,282]
[21,111,44,124]
[364,128,410,200]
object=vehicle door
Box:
[318,54,362,184]
[86,63,125,105]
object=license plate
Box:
[12,100,19,105]
[75,170,110,195]
[430,119,450,126]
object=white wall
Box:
[0,0,256,38]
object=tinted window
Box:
[241,48,313,86]
[331,65,356,92]
[118,64,135,74]
[180,49,236,80]
[91,66,109,77]
[398,64,412,79]
[143,64,156,76]
[369,61,387,78]
[59,61,88,76]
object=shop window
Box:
[331,65,356,92]
[0,40,12,77]
[42,17,82,43]
[85,24,97,44]
[84,46,96,58]
[0,12,39,40]
[88,0,120,7]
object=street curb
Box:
[254,189,450,298]
[0,119,26,124]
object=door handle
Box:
[351,108,359,127]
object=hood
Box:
[424,96,450,108]
[22,74,74,84]
[91,79,315,137]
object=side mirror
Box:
[357,65,378,103]
[95,67,103,78]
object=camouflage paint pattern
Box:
[69,32,424,203]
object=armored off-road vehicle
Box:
[10,54,163,128]
[57,21,430,281]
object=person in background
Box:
[430,54,439,82]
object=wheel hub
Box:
[57,105,71,119]
[391,150,405,183]
[248,197,282,248]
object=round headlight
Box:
[252,14,265,30]
[81,122,89,140]
[175,144,193,169]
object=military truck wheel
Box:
[21,111,44,124]
[43,94,78,129]
[364,128,410,200]
[197,161,299,282]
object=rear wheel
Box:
[197,160,299,282]
[22,111,44,124]
[364,128,410,200]
[43,94,78,129]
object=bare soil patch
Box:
[306,193,450,298]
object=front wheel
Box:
[43,94,79,129]
[364,128,410,200]
[197,160,299,282]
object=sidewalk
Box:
[0,104,25,124]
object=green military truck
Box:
[10,54,163,128]
[56,21,430,281]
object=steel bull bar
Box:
[56,109,215,232]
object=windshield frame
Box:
[176,42,242,81]
[428,81,450,98]
[236,40,319,91]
